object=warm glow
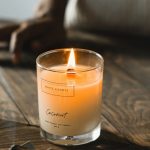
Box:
[67,48,76,70]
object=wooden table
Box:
[0,42,150,150]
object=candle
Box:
[36,48,104,145]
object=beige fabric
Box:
[65,0,150,36]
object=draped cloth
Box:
[65,0,150,36]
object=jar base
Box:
[40,123,101,146]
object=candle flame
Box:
[67,48,76,70]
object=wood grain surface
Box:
[0,119,149,150]
[0,47,149,149]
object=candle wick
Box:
[67,68,76,74]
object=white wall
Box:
[0,0,37,20]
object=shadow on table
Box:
[61,130,149,150]
[0,58,36,69]
[0,50,36,70]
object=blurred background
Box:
[0,0,36,20]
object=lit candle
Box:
[36,48,104,145]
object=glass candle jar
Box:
[36,48,104,146]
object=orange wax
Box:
[37,65,103,136]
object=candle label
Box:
[41,79,75,97]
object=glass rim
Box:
[36,48,104,73]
